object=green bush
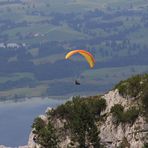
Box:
[111,104,139,124]
[55,96,106,119]
[32,117,46,134]
[144,143,148,148]
[127,75,142,97]
[142,84,148,113]
[111,104,124,113]
[115,74,148,118]
[115,74,144,98]
[85,97,107,116]
[117,82,128,97]
[123,107,139,123]
[32,117,58,148]
[111,104,124,123]
[53,96,106,147]
[54,101,73,118]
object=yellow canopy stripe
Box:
[65,49,95,68]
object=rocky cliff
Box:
[28,86,148,147]
[3,74,148,148]
[99,90,148,148]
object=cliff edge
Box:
[28,74,148,148]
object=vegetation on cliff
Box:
[32,73,148,147]
[111,104,139,124]
[115,73,148,116]
[32,117,58,148]
[32,96,106,147]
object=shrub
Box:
[142,84,148,113]
[116,82,128,97]
[115,74,148,119]
[111,104,139,124]
[55,96,106,119]
[111,104,124,123]
[53,96,106,147]
[32,117,45,134]
[115,74,143,98]
[127,75,142,97]
[122,107,139,123]
[32,117,58,147]
[144,143,148,148]
[86,97,107,116]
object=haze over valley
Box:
[0,0,148,101]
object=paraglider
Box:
[75,80,81,85]
[65,49,95,68]
[65,49,95,85]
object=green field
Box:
[81,65,148,86]
[0,73,35,84]
[0,0,147,100]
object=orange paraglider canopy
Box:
[65,49,95,68]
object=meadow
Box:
[0,0,147,100]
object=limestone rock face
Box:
[28,132,36,148]
[18,146,28,148]
[99,90,147,148]
[27,114,49,148]
[27,114,72,148]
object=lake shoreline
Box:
[0,97,68,147]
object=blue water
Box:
[0,97,67,147]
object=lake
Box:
[0,97,68,147]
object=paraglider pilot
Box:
[75,80,80,85]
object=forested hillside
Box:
[0,0,148,100]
